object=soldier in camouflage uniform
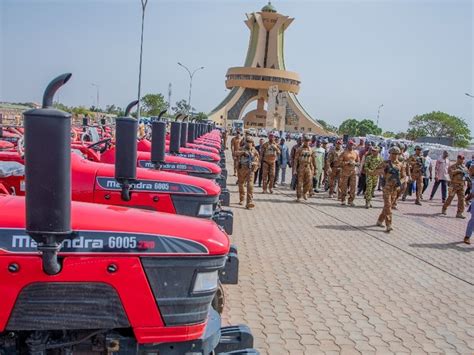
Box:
[326,139,344,198]
[294,135,317,202]
[364,146,382,208]
[442,155,467,218]
[338,140,360,206]
[405,145,425,205]
[373,146,403,233]
[236,137,260,209]
[230,132,242,176]
[392,143,409,209]
[261,133,281,193]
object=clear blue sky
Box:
[1,0,472,133]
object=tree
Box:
[316,119,338,133]
[357,119,382,136]
[141,94,168,117]
[172,99,194,115]
[194,112,208,121]
[383,131,395,138]
[394,132,407,139]
[105,104,125,116]
[338,119,360,136]
[408,111,471,147]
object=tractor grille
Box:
[141,256,226,326]
[6,283,129,330]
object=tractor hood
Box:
[0,195,229,256]
[71,154,221,197]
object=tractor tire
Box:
[212,282,225,314]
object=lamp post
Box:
[136,0,149,119]
[91,83,100,109]
[465,93,474,98]
[177,62,205,113]
[376,104,384,127]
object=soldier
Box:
[294,135,317,202]
[373,146,403,232]
[230,131,242,176]
[261,133,281,193]
[236,137,260,209]
[290,137,302,190]
[364,146,382,208]
[404,145,425,205]
[326,139,344,198]
[222,128,228,150]
[338,140,360,206]
[442,154,468,218]
[392,143,409,209]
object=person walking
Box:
[236,137,260,209]
[326,139,344,198]
[442,155,468,218]
[421,149,432,197]
[357,141,370,195]
[278,137,290,185]
[373,146,403,233]
[230,131,242,176]
[261,133,280,194]
[312,140,325,192]
[464,167,474,244]
[338,140,360,206]
[430,150,450,203]
[294,135,317,202]
[364,146,382,208]
[290,137,302,190]
[405,145,425,205]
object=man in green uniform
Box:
[261,133,281,194]
[326,139,344,198]
[373,146,403,233]
[405,145,425,205]
[364,146,382,208]
[294,135,317,202]
[442,154,468,218]
[236,137,260,209]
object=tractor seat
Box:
[0,161,25,178]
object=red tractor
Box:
[0,74,256,354]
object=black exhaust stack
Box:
[151,110,167,168]
[114,100,139,201]
[180,116,188,148]
[187,122,195,143]
[24,73,72,275]
[169,121,181,154]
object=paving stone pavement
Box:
[221,144,473,354]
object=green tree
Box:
[172,99,194,115]
[106,104,125,116]
[71,106,92,116]
[394,132,407,139]
[357,119,382,136]
[141,94,168,116]
[383,131,395,138]
[194,112,208,121]
[316,119,338,133]
[408,111,471,147]
[338,119,360,136]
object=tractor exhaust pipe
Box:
[151,118,166,169]
[157,110,167,121]
[24,73,73,275]
[115,100,139,201]
[180,120,188,148]
[187,122,195,143]
[169,121,181,154]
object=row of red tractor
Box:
[0,74,257,354]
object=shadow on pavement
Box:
[409,242,473,252]
[403,212,442,218]
[314,224,383,232]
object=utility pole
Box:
[376,104,384,127]
[168,82,172,114]
[177,62,204,113]
[91,83,100,109]
[136,0,149,119]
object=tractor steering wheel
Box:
[87,138,112,153]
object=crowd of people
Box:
[227,130,474,244]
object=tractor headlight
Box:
[193,271,218,293]
[198,204,213,217]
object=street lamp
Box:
[91,83,100,109]
[136,0,149,119]
[465,93,474,98]
[376,104,384,127]
[177,62,205,113]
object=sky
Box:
[0,0,473,133]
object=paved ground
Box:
[221,143,473,354]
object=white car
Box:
[247,128,257,136]
[258,129,268,137]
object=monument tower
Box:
[209,2,326,134]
